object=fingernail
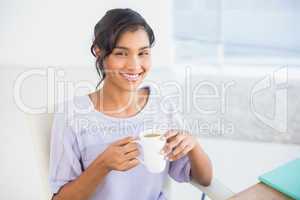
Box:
[162,151,168,156]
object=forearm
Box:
[188,143,213,186]
[53,155,110,200]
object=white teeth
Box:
[120,73,141,81]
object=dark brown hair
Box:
[90,8,155,89]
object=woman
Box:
[49,8,212,200]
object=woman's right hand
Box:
[101,136,140,172]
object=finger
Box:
[119,158,139,171]
[162,134,185,155]
[124,149,140,160]
[172,140,188,156]
[122,142,139,153]
[169,145,192,161]
[127,158,140,169]
[163,130,178,140]
[114,136,135,146]
[166,135,177,143]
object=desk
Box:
[162,138,300,200]
[227,182,293,200]
[197,138,300,200]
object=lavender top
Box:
[49,85,192,200]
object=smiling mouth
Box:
[119,72,143,82]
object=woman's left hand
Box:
[161,129,198,161]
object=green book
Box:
[258,158,300,200]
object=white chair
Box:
[26,113,234,200]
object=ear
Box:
[93,46,101,57]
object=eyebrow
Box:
[114,46,150,51]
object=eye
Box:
[139,51,149,56]
[114,51,127,56]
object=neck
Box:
[98,81,140,114]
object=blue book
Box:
[258,158,300,200]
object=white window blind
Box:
[173,0,300,64]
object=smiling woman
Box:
[49,8,212,200]
[88,8,155,117]
[90,8,155,90]
[94,29,151,91]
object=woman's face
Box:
[102,28,151,91]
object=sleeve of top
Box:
[48,104,83,195]
[166,100,192,183]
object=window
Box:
[173,0,300,65]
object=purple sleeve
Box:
[48,108,83,194]
[168,156,192,182]
[166,100,192,182]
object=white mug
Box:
[134,129,167,173]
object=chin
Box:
[120,83,141,92]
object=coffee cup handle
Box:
[130,140,145,165]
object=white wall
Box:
[0,0,173,67]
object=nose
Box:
[126,55,141,70]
